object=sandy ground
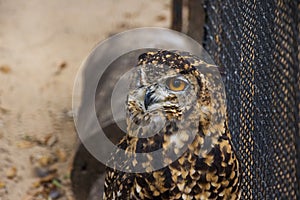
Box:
[0,0,171,199]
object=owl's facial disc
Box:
[127,59,198,127]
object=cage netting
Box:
[203,0,300,199]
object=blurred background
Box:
[1,0,299,200]
[0,0,174,199]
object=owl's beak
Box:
[144,88,155,110]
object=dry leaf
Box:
[17,140,34,149]
[6,166,17,179]
[0,181,5,189]
[0,65,11,74]
[156,15,166,21]
[56,149,67,162]
[39,173,57,183]
[0,106,9,114]
[44,134,58,147]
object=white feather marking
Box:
[136,184,142,193]
[117,191,122,197]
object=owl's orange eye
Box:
[166,77,187,91]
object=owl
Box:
[103,50,240,200]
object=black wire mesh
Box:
[203,0,300,199]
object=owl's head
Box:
[126,50,215,138]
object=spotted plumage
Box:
[103,50,241,199]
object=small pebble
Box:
[59,62,67,70]
[49,189,62,199]
[54,61,67,75]
[38,155,54,167]
[34,167,52,178]
[6,167,17,179]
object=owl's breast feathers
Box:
[104,50,240,200]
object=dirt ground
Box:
[0,0,171,199]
